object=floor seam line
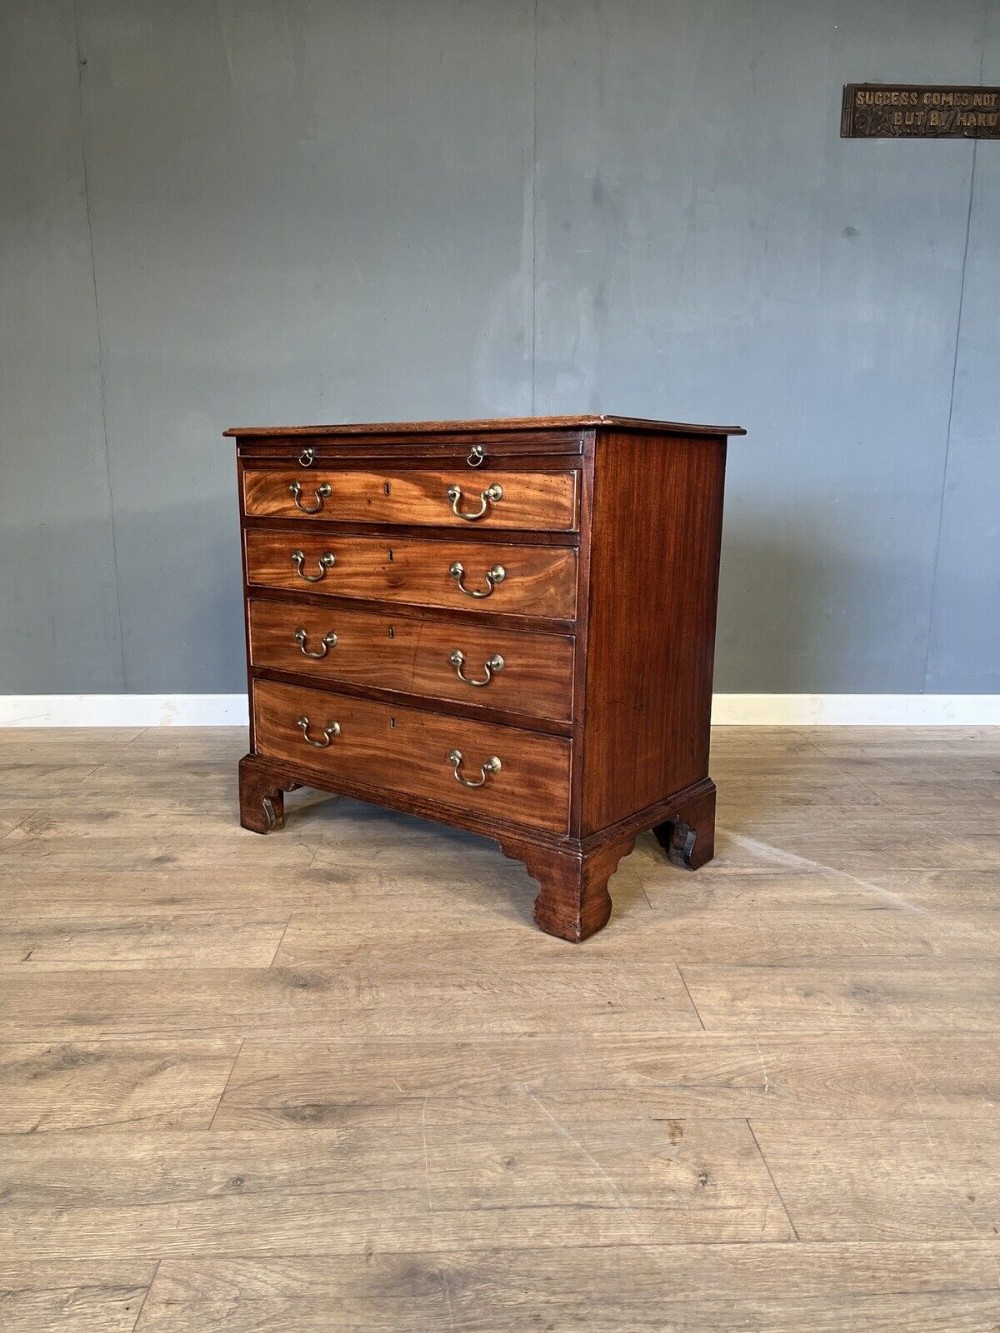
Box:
[129,1257,161,1332]
[746,1118,801,1242]
[207,1037,246,1131]
[676,965,706,1030]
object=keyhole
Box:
[389,718,396,730]
[384,481,391,496]
[388,549,394,562]
[388,626,395,638]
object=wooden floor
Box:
[1,726,999,1331]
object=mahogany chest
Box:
[227,415,744,941]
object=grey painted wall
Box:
[1,0,997,695]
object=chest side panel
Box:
[579,430,727,835]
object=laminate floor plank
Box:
[863,868,1000,910]
[705,728,824,756]
[710,776,887,809]
[750,1119,1000,1241]
[0,1040,240,1133]
[0,829,324,873]
[273,902,1000,965]
[0,960,704,1041]
[806,726,1000,757]
[0,1260,156,1332]
[0,866,425,919]
[705,824,971,873]
[0,914,288,971]
[0,805,39,841]
[859,777,1000,807]
[0,1120,789,1260]
[212,1032,1000,1128]
[726,806,1000,836]
[3,763,115,798]
[0,862,545,929]
[680,961,1000,1033]
[133,1243,1000,1332]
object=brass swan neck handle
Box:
[447,749,501,788]
[289,481,332,513]
[448,561,505,598]
[294,627,338,659]
[449,649,504,687]
[446,482,502,521]
[297,716,340,748]
[291,550,336,582]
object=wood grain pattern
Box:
[210,1032,1000,1129]
[252,679,573,834]
[0,1261,155,1331]
[236,431,587,463]
[581,431,727,834]
[244,529,578,620]
[0,1040,239,1132]
[132,1245,1000,1331]
[266,882,1000,962]
[243,467,579,531]
[248,598,574,721]
[750,1119,1000,1241]
[499,831,635,942]
[0,962,705,1043]
[0,913,287,971]
[0,1120,789,1260]
[236,418,737,940]
[2,725,1000,1329]
[226,414,745,437]
[681,961,1000,1032]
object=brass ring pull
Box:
[291,549,336,582]
[289,481,332,513]
[446,483,502,521]
[449,649,504,687]
[447,748,501,787]
[298,447,315,467]
[294,627,338,659]
[449,561,505,598]
[297,716,340,747]
[467,445,485,467]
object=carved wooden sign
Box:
[842,84,1000,139]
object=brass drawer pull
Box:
[297,714,341,746]
[447,748,501,787]
[298,447,315,467]
[449,561,505,598]
[446,482,502,521]
[289,481,332,513]
[449,649,504,687]
[467,445,485,467]
[294,627,338,659]
[291,549,336,582]
[297,716,340,747]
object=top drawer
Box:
[242,468,579,532]
[233,430,586,465]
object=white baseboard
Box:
[0,693,998,727]
[711,694,1000,725]
[0,695,250,727]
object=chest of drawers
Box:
[227,415,744,941]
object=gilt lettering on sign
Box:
[842,85,1000,139]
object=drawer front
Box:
[249,599,575,721]
[253,680,572,834]
[235,431,586,464]
[245,531,578,620]
[243,468,579,532]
